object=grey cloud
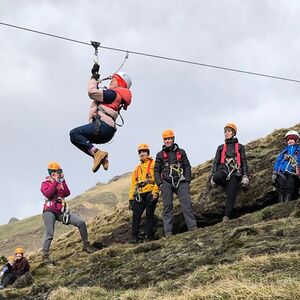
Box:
[1,1,300,224]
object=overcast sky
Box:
[1,1,300,225]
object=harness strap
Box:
[235,142,241,167]
[220,142,241,167]
[135,160,154,183]
[162,150,182,162]
[97,105,115,120]
[220,143,227,164]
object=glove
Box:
[91,63,100,74]
[129,200,134,211]
[210,177,217,188]
[271,172,278,183]
[152,194,159,202]
[91,73,100,80]
[241,175,250,187]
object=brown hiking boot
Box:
[102,156,109,171]
[83,241,95,254]
[42,253,54,265]
[92,150,108,173]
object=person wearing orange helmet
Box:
[211,123,249,222]
[128,144,159,243]
[70,62,132,173]
[154,130,197,237]
[40,161,95,264]
[0,248,30,289]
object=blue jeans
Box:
[70,119,116,156]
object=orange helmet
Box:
[162,129,175,139]
[7,256,14,261]
[47,161,61,171]
[224,123,237,135]
[138,144,150,152]
[15,247,24,254]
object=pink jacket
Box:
[88,79,132,128]
[41,177,70,199]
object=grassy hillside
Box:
[1,125,300,299]
[1,201,300,300]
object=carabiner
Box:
[91,41,101,64]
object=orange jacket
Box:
[129,156,159,201]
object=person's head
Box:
[109,72,132,89]
[15,247,24,260]
[137,144,150,160]
[7,256,14,266]
[224,123,237,140]
[285,130,299,145]
[162,129,175,148]
[47,161,62,176]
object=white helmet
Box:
[285,130,300,140]
[115,71,132,89]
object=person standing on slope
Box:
[211,123,249,222]
[41,161,95,264]
[70,63,132,173]
[128,144,159,243]
[272,130,300,202]
[154,130,197,237]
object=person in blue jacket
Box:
[272,130,300,202]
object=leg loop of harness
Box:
[61,202,70,225]
[169,164,185,188]
[225,158,239,180]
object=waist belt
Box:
[97,105,115,121]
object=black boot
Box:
[83,241,95,253]
[285,193,292,202]
[129,236,141,244]
[42,253,55,265]
[279,194,285,203]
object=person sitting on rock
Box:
[0,248,29,289]
[41,161,95,265]
[272,130,300,203]
[211,123,249,222]
[128,144,159,243]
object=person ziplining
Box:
[70,41,132,172]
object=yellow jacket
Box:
[128,156,159,201]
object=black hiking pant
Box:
[1,272,18,288]
[213,171,241,218]
[132,192,157,239]
[276,173,298,202]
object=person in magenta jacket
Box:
[40,161,94,264]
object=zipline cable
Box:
[1,21,300,83]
